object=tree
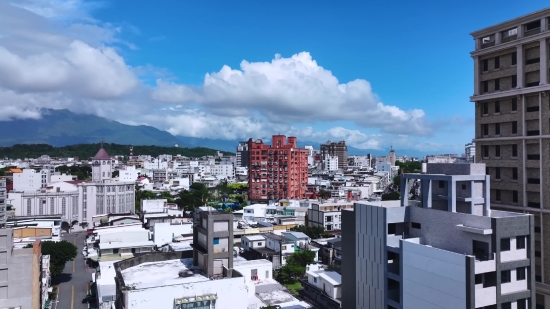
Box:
[260,306,279,309]
[286,250,315,268]
[382,192,400,201]
[395,160,422,174]
[276,263,305,283]
[318,189,331,199]
[393,175,401,188]
[42,240,78,277]
[290,226,330,239]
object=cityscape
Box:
[0,1,549,309]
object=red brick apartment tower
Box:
[248,135,308,202]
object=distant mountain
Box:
[0,109,437,158]
[0,109,182,147]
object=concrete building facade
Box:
[236,141,249,168]
[342,163,536,309]
[247,135,308,201]
[320,140,348,170]
[0,179,6,227]
[470,8,550,307]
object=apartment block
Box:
[0,179,6,227]
[236,141,249,168]
[342,163,535,309]
[320,140,348,170]
[470,8,550,307]
[247,135,308,201]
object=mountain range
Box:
[0,109,432,157]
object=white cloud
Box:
[152,52,431,136]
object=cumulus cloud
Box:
[152,52,431,136]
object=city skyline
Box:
[0,0,548,154]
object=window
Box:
[512,98,517,111]
[536,251,542,257]
[438,181,445,188]
[513,191,519,203]
[535,226,541,233]
[495,123,500,135]
[512,144,518,157]
[282,245,286,250]
[527,130,540,136]
[512,52,517,65]
[517,298,527,309]
[26,199,31,216]
[461,184,467,190]
[495,78,500,91]
[483,124,489,136]
[496,189,501,201]
[502,302,512,309]
[213,238,220,245]
[258,242,262,246]
[313,277,317,283]
[501,238,511,251]
[411,222,421,229]
[266,270,269,279]
[512,75,518,88]
[475,274,483,284]
[62,198,66,216]
[526,57,540,65]
[494,101,500,113]
[527,178,540,184]
[495,56,500,69]
[517,267,526,280]
[496,167,501,179]
[501,270,511,283]
[517,236,526,249]
[483,81,489,92]
[526,20,541,31]
[482,102,489,115]
[483,59,489,71]
[527,154,540,160]
[512,121,518,134]
[495,145,501,157]
[513,167,518,180]
[483,145,489,157]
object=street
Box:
[53,231,92,309]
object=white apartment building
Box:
[13,169,50,191]
[143,159,168,170]
[465,140,476,163]
[209,164,234,178]
[11,146,135,226]
[118,166,139,182]
[307,201,354,231]
[323,155,339,171]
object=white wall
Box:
[13,169,45,191]
[100,229,149,243]
[141,199,168,213]
[402,239,466,309]
[124,277,248,309]
[152,222,193,246]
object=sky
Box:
[0,0,548,155]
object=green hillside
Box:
[0,143,234,159]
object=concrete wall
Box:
[409,207,493,257]
[402,239,467,309]
[152,223,192,246]
[355,203,386,309]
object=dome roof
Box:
[93,147,110,160]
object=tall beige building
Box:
[471,7,550,307]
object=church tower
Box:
[388,146,396,166]
[91,144,112,182]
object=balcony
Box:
[475,286,496,308]
[475,254,496,274]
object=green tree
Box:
[318,189,331,199]
[395,160,422,174]
[276,263,305,283]
[382,191,401,201]
[393,175,401,188]
[42,240,78,277]
[260,306,279,309]
[290,226,330,239]
[286,250,315,268]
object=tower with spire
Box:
[91,141,112,182]
[388,146,396,166]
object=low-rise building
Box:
[300,264,342,309]
[307,201,354,231]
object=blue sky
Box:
[0,0,548,155]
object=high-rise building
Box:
[0,178,6,227]
[236,141,249,168]
[470,8,550,307]
[342,163,535,309]
[320,141,348,170]
[247,135,308,201]
[465,140,476,163]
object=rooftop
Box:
[99,240,154,250]
[93,147,111,160]
[244,235,266,241]
[120,258,207,289]
[233,258,272,269]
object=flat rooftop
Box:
[233,258,272,269]
[120,258,207,289]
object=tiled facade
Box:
[471,7,550,307]
[247,135,308,201]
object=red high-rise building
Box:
[248,135,308,201]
